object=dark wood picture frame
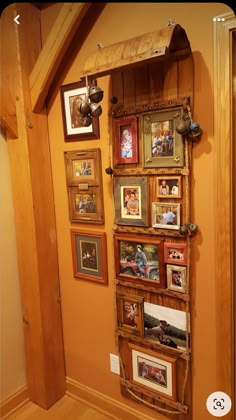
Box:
[114,176,149,227]
[113,116,139,165]
[117,292,144,337]
[70,229,108,285]
[114,233,165,288]
[128,342,177,401]
[64,148,102,186]
[67,186,104,224]
[60,79,100,141]
[156,175,182,198]
[142,107,184,168]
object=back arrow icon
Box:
[14,15,20,25]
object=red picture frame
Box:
[113,116,139,165]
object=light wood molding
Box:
[213,11,235,419]
[0,386,29,419]
[66,377,167,420]
[29,3,92,112]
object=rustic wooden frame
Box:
[128,342,177,401]
[70,229,108,285]
[113,116,139,165]
[64,148,102,186]
[67,186,104,224]
[142,107,184,169]
[156,175,181,198]
[164,242,188,266]
[114,176,149,227]
[166,264,187,293]
[114,233,165,288]
[60,79,100,141]
[117,292,144,337]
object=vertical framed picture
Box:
[142,107,184,168]
[114,177,149,227]
[117,292,144,336]
[60,79,100,141]
[166,264,187,293]
[152,202,181,230]
[113,116,139,165]
[70,230,108,285]
[128,343,177,401]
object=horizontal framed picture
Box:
[164,242,187,266]
[64,148,102,186]
[142,107,184,168]
[166,264,187,293]
[114,233,165,288]
[156,176,181,198]
[60,79,99,141]
[128,343,177,401]
[152,202,181,230]
[117,292,144,336]
[113,116,139,165]
[70,230,108,285]
[144,302,190,351]
[67,186,104,224]
[114,177,149,227]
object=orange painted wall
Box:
[43,3,232,419]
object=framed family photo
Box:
[60,79,100,141]
[142,107,184,168]
[114,177,149,227]
[67,187,104,224]
[114,233,165,288]
[144,302,190,351]
[64,149,102,186]
[164,242,187,266]
[113,116,139,165]
[152,202,181,230]
[70,230,108,285]
[117,292,144,336]
[156,176,181,198]
[166,264,187,293]
[128,343,177,401]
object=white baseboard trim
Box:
[66,377,163,420]
[0,386,29,419]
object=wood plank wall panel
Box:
[135,66,149,107]
[148,62,164,103]
[123,69,136,108]
[177,56,194,101]
[162,58,178,100]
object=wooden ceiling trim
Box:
[82,24,191,79]
[29,2,93,112]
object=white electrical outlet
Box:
[110,353,120,375]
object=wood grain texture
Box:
[213,11,236,420]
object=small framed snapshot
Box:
[142,107,184,168]
[156,176,181,198]
[114,233,165,288]
[152,202,181,230]
[114,177,149,227]
[117,292,144,336]
[128,343,177,401]
[113,116,139,165]
[64,148,102,186]
[164,242,187,266]
[67,187,104,224]
[70,229,108,285]
[166,264,187,293]
[144,302,190,351]
[60,79,100,141]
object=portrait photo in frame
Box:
[67,186,104,224]
[128,343,177,401]
[117,292,144,336]
[70,229,108,285]
[156,176,181,198]
[114,233,165,288]
[164,242,188,266]
[60,79,100,141]
[144,302,190,351]
[114,177,149,227]
[152,202,181,230]
[142,107,184,168]
[113,116,139,165]
[64,148,102,186]
[166,264,187,293]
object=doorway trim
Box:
[214,11,235,418]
